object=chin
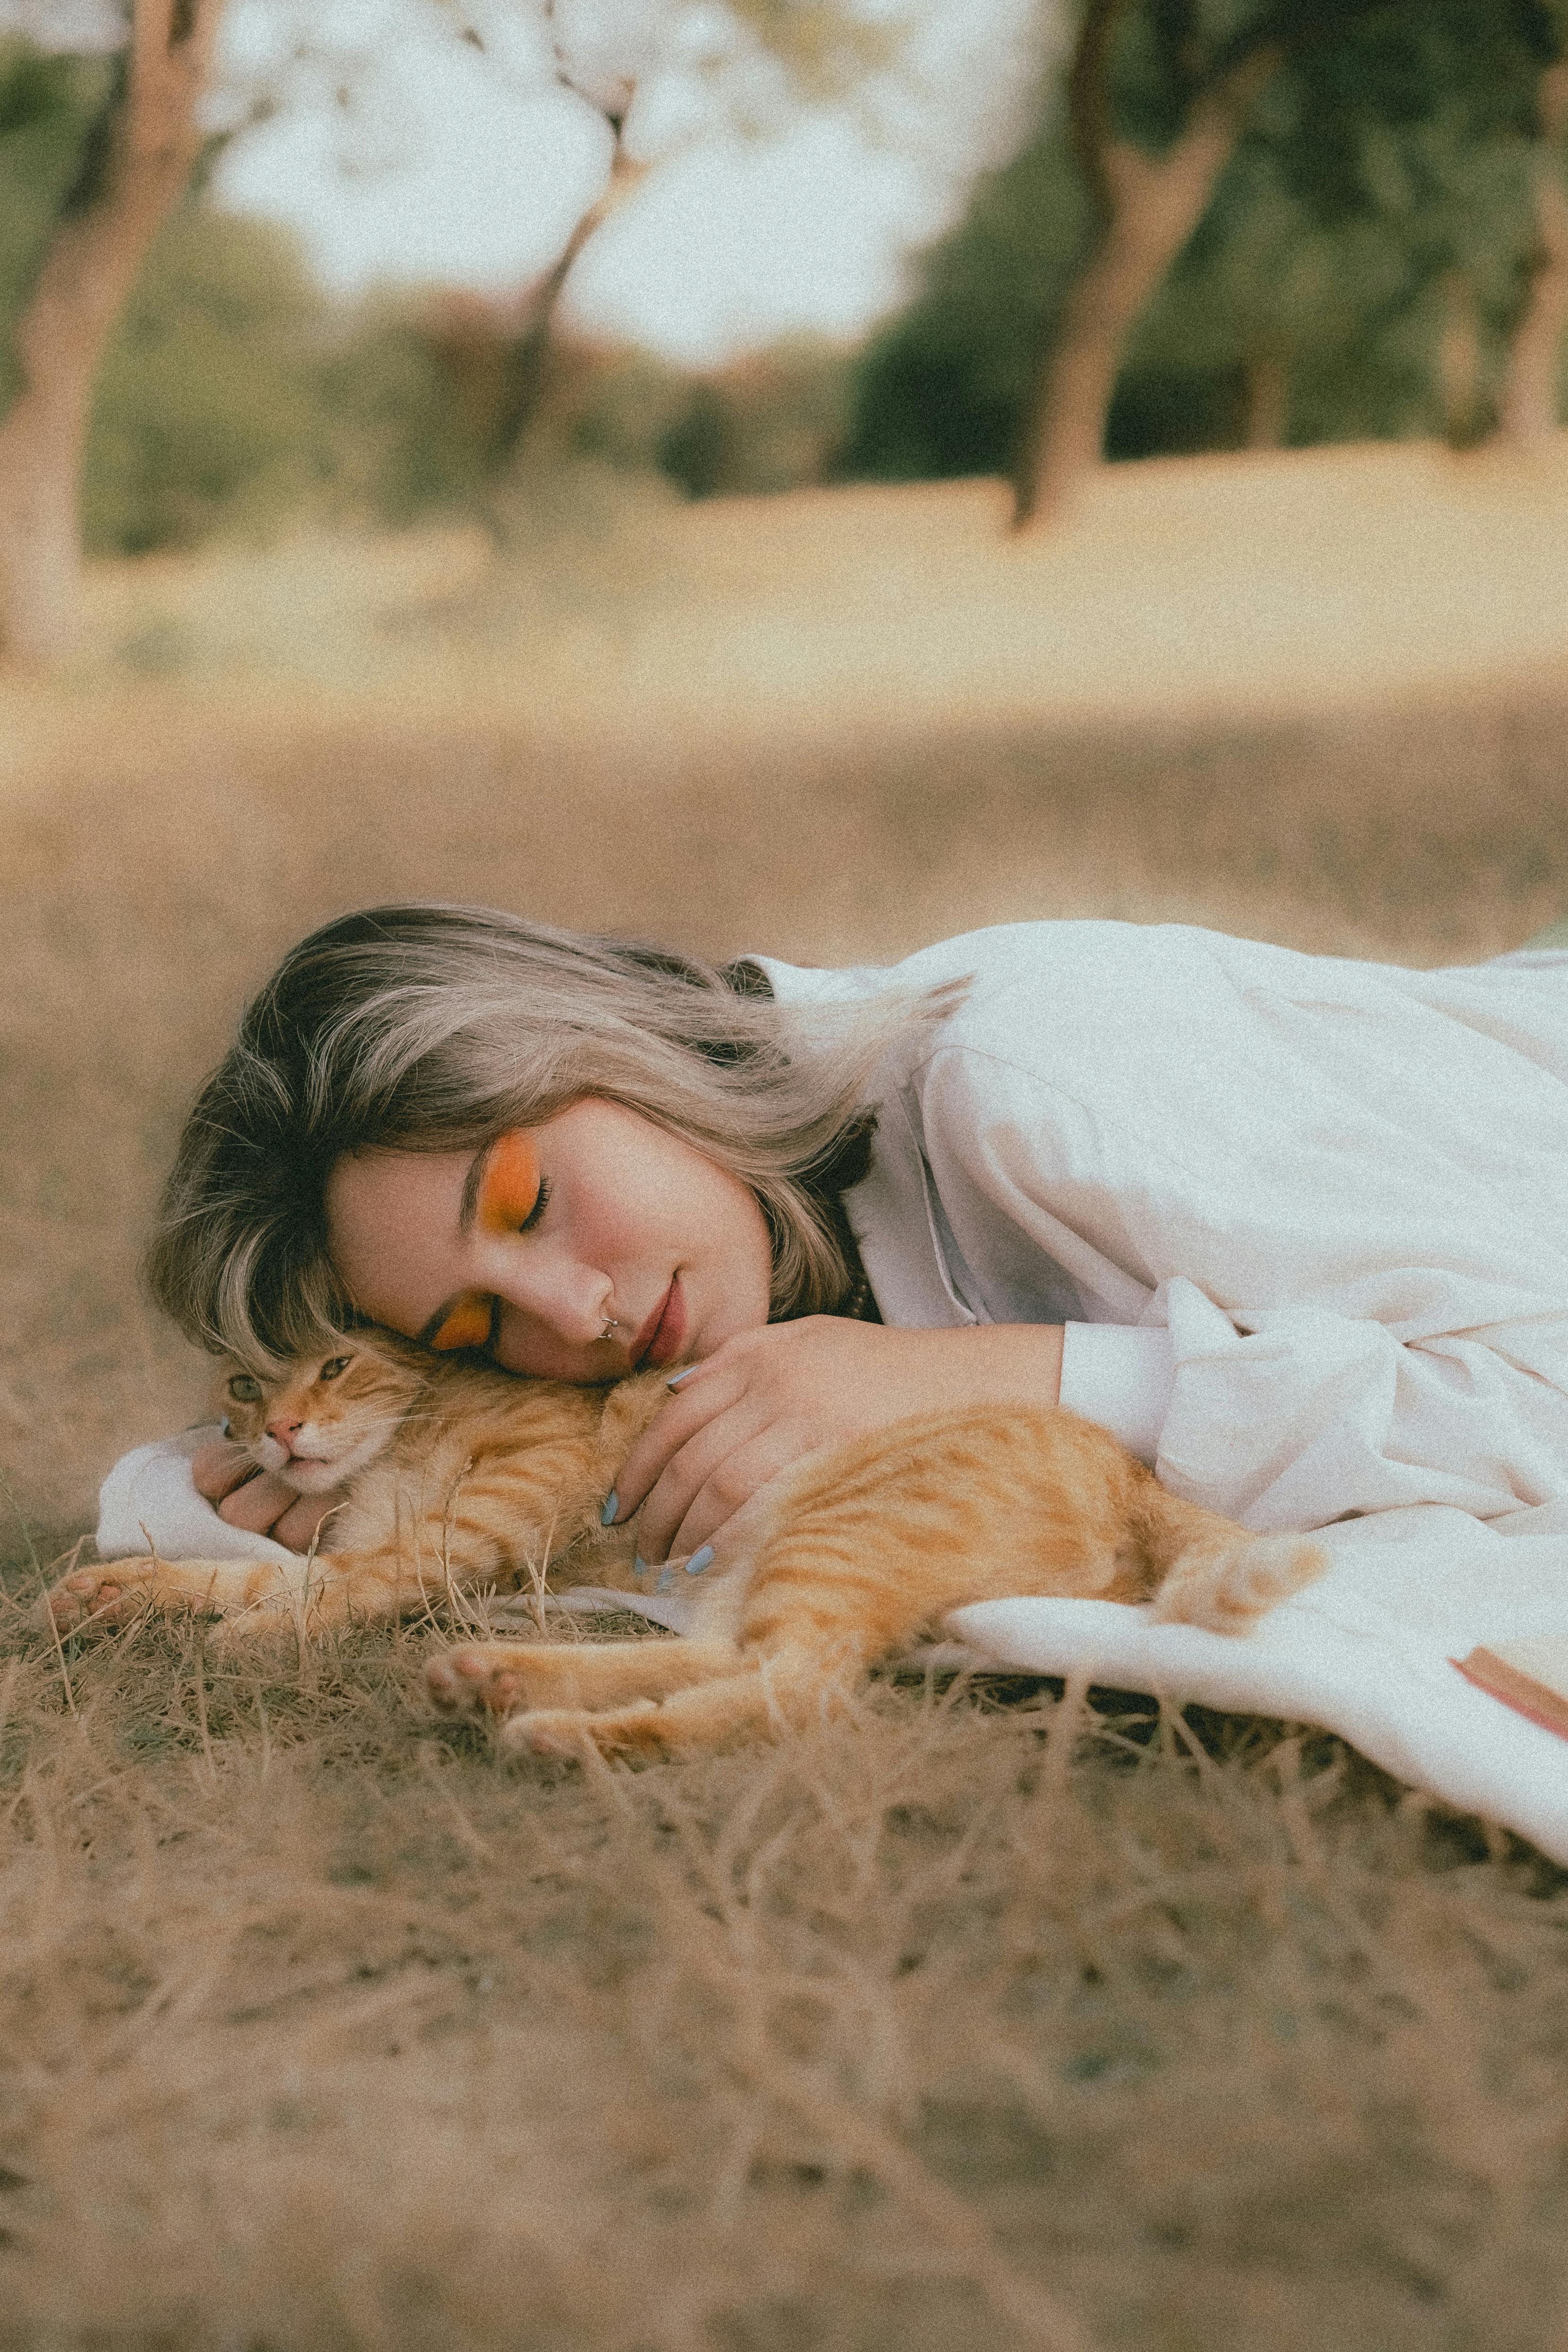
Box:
[278,1459,344,1494]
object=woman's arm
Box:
[1154,1277,1568,1529]
[610,1317,1065,1566]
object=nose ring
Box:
[601,1317,619,1342]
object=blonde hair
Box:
[146,903,934,1364]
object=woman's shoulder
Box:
[881,919,1305,1054]
[755,918,1225,1006]
[755,920,1455,1102]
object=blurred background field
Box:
[9,3,1568,2347]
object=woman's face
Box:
[324,1098,773,1383]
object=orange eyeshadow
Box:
[478,1130,541,1233]
[431,1294,492,1353]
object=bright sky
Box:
[0,0,1049,362]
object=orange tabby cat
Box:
[41,1328,1324,1757]
[41,1333,664,1637]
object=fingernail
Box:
[666,1367,697,1389]
[633,1553,648,1579]
[655,1567,675,1596]
[685,1545,715,1577]
[600,1489,619,1526]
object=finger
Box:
[631,1398,772,1562]
[216,1471,301,1536]
[661,1430,802,1564]
[191,1443,263,1503]
[273,1490,346,1552]
[611,1366,745,1522]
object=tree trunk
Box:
[1012,42,1281,531]
[1497,60,1568,450]
[1242,349,1288,449]
[493,144,649,467]
[1439,269,1488,449]
[0,0,221,666]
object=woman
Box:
[122,900,1568,1579]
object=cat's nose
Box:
[265,1414,304,1449]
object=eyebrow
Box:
[458,1136,499,1238]
[413,1140,498,1347]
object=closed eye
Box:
[475,1133,549,1238]
[515,1176,550,1233]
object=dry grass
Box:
[8,446,1568,2347]
[3,1607,1568,2352]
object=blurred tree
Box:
[0,0,222,662]
[848,0,1568,515]
[0,0,918,634]
[1012,0,1288,525]
[431,0,905,525]
[1132,0,1561,451]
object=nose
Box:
[494,1247,614,1349]
[266,1413,303,1450]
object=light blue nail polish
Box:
[685,1545,715,1577]
[666,1367,697,1389]
[633,1554,648,1579]
[655,1567,676,1596]
[600,1489,619,1526]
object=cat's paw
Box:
[426,1641,538,1718]
[1153,1535,1326,1632]
[500,1700,667,1762]
[34,1563,154,1637]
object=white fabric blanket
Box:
[97,1430,301,1568]
[98,1440,1568,1863]
[946,1520,1568,1867]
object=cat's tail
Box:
[1135,1484,1326,1634]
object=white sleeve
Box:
[1058,1325,1175,1465]
[96,1429,298,1565]
[1153,1277,1568,1532]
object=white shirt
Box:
[756,922,1568,1535]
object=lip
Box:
[632,1275,687,1371]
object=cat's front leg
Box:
[34,1554,307,1636]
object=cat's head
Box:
[214,1330,431,1494]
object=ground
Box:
[5,443,1568,2350]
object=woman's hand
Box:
[610,1316,1065,1567]
[190,1442,349,1554]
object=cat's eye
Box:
[227,1375,263,1403]
[318,1356,352,1382]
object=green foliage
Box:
[570,338,855,499]
[846,0,1568,479]
[726,0,901,103]
[83,202,529,553]
[846,126,1093,480]
[85,210,335,555]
